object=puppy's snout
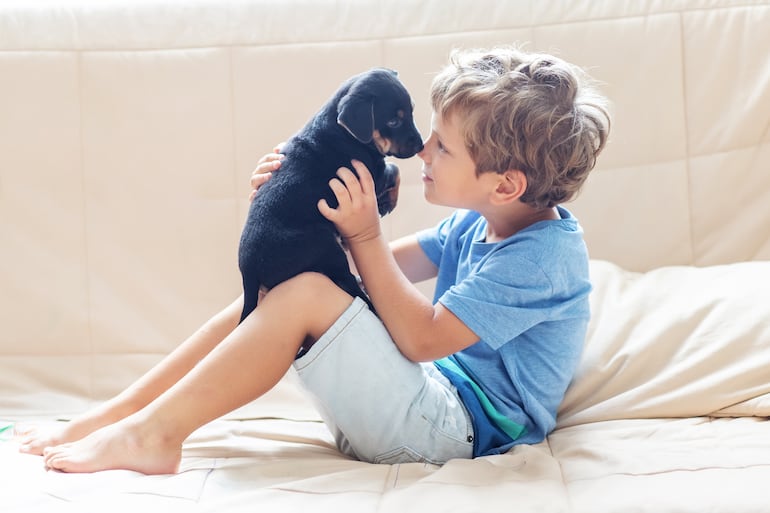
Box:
[408,135,424,154]
[390,131,423,159]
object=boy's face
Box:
[417,111,492,210]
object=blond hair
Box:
[430,47,611,209]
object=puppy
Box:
[238,68,423,322]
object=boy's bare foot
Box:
[42,418,182,475]
[17,403,130,456]
[18,415,112,456]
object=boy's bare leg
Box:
[42,273,353,474]
[19,295,244,455]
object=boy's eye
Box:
[386,118,402,129]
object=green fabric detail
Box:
[437,357,526,441]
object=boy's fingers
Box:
[328,176,352,204]
[335,167,358,191]
[336,166,368,200]
[255,157,283,174]
[317,198,338,221]
[350,159,374,195]
[250,172,273,193]
[257,153,279,165]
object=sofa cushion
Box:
[558,259,770,427]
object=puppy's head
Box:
[337,68,424,159]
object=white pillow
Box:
[557,259,770,428]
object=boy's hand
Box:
[248,144,285,202]
[318,160,382,245]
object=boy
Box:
[22,46,610,472]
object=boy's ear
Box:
[490,169,527,205]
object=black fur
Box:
[238,68,423,322]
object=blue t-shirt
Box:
[417,207,590,456]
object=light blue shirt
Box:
[417,207,590,456]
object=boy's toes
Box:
[42,444,66,468]
[15,425,35,437]
[19,439,44,455]
[16,426,59,455]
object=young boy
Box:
[21,46,610,472]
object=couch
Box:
[2,1,770,511]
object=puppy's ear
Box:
[337,94,374,144]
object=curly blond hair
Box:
[430,46,611,209]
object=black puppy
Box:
[238,68,423,322]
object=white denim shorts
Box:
[293,297,474,465]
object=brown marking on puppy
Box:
[385,171,400,212]
[372,130,391,155]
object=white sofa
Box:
[2,1,770,511]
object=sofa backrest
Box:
[1,0,768,415]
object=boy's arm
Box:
[351,234,478,361]
[390,234,438,283]
[319,162,479,362]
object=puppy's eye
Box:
[386,118,402,129]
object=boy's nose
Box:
[417,142,429,162]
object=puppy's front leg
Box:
[376,162,401,216]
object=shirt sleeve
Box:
[438,251,554,350]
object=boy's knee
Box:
[270,272,351,309]
[284,272,335,295]
[274,272,355,343]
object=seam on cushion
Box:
[0,4,762,53]
[549,436,576,513]
[565,461,770,484]
[226,46,240,225]
[678,11,696,266]
[75,49,96,405]
[194,465,217,503]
